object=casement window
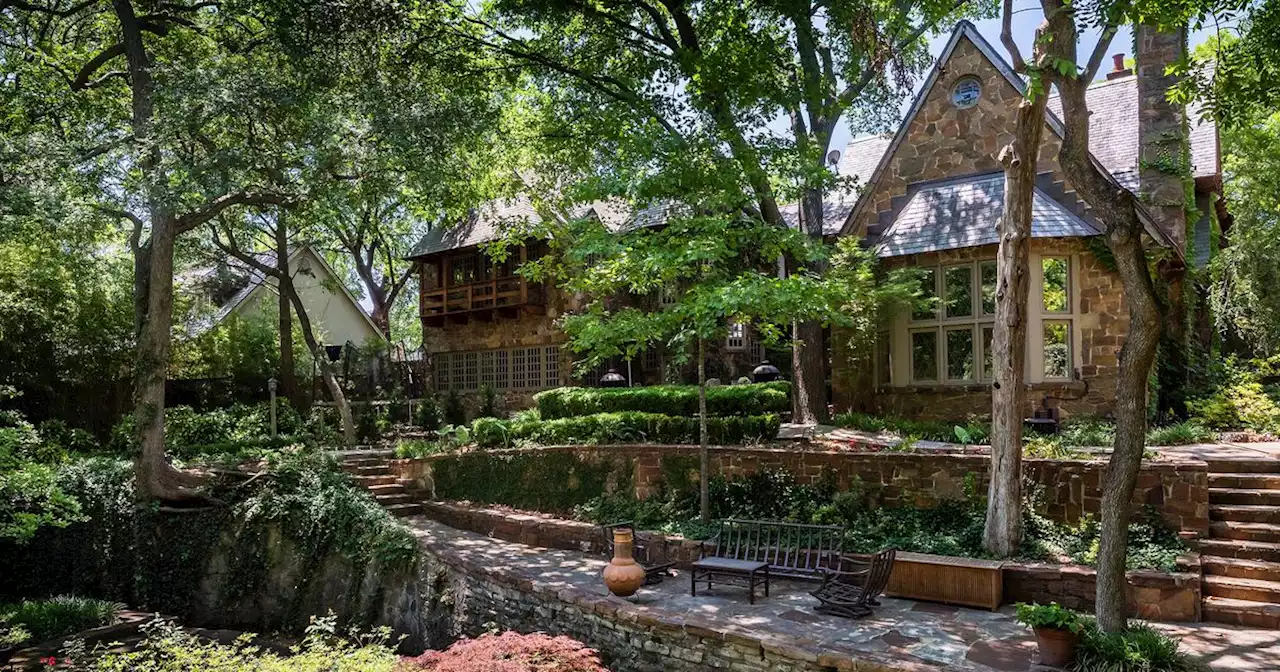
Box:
[726,322,746,351]
[891,256,1075,386]
[435,346,564,391]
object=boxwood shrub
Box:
[472,412,781,448]
[534,382,790,420]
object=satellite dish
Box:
[826,150,842,167]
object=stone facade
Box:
[832,34,1131,421]
[392,443,1210,538]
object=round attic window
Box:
[951,76,982,109]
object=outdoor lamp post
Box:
[751,360,781,383]
[268,377,278,437]
[600,369,627,388]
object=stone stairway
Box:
[341,453,422,518]
[1200,458,1280,627]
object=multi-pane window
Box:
[897,257,1073,385]
[435,346,564,392]
[726,322,746,351]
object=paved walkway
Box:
[407,517,1280,671]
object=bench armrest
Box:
[698,532,721,560]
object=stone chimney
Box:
[1137,26,1188,252]
[1106,53,1132,80]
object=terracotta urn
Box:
[602,528,647,597]
[1032,627,1080,668]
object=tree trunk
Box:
[698,338,710,523]
[283,273,356,447]
[275,219,298,407]
[985,86,1046,557]
[115,0,206,502]
[1041,0,1168,630]
[791,187,830,424]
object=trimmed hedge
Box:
[534,382,790,420]
[472,412,781,448]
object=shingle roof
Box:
[1045,74,1219,180]
[407,196,544,259]
[873,173,1102,258]
[837,134,894,188]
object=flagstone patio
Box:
[407,516,1280,671]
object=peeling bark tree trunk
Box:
[985,86,1047,557]
[283,275,356,447]
[1041,0,1168,630]
[275,221,297,407]
[698,337,710,523]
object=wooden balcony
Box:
[420,275,544,327]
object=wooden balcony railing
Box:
[420,275,540,319]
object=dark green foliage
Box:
[415,395,441,431]
[355,406,382,444]
[832,411,990,444]
[1,454,415,630]
[432,450,631,514]
[1014,602,1083,631]
[477,384,499,419]
[442,389,467,427]
[709,469,836,522]
[0,595,121,647]
[1144,421,1215,447]
[470,412,781,448]
[106,403,317,458]
[535,382,790,420]
[1071,621,1207,672]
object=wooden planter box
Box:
[885,551,1004,610]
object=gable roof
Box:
[1045,74,1219,183]
[873,173,1102,257]
[836,20,1184,256]
[183,245,383,341]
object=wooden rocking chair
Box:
[810,549,896,619]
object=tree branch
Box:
[0,0,96,17]
[175,190,289,234]
[71,42,124,90]
[1083,24,1118,82]
[1001,0,1026,72]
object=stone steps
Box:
[1209,488,1280,506]
[1201,596,1280,628]
[1204,459,1280,474]
[1210,473,1280,489]
[1203,556,1280,582]
[1210,504,1280,524]
[354,474,397,487]
[1209,521,1280,543]
[375,493,415,507]
[1197,538,1280,562]
[1203,575,1280,603]
[384,502,423,517]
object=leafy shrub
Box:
[404,631,608,672]
[355,406,382,444]
[81,617,398,671]
[832,411,989,444]
[415,395,442,432]
[1071,621,1207,672]
[534,381,790,420]
[0,461,84,543]
[1189,381,1280,432]
[1015,602,1083,631]
[472,412,781,448]
[0,410,49,464]
[107,403,316,457]
[442,389,467,427]
[0,595,120,646]
[35,420,97,456]
[477,383,499,419]
[393,426,471,459]
[1146,421,1215,446]
[1058,417,1115,447]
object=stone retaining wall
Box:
[393,444,1210,537]
[415,523,931,672]
[416,501,1203,623]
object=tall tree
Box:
[468,0,982,422]
[984,2,1050,557]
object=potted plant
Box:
[1015,602,1083,668]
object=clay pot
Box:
[1032,626,1080,668]
[602,528,647,597]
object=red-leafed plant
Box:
[402,631,608,672]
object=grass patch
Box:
[0,595,121,648]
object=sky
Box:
[826,2,1235,151]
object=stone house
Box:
[829,21,1220,420]
[409,20,1221,419]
